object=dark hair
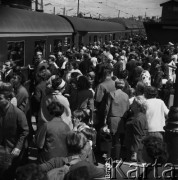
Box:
[37,68,49,81]
[39,65,46,72]
[83,53,90,61]
[75,53,82,60]
[77,76,90,91]
[80,127,96,144]
[0,82,13,99]
[64,166,89,180]
[120,70,129,79]
[71,72,81,80]
[142,136,168,164]
[16,163,48,180]
[66,62,74,71]
[105,46,110,52]
[12,72,25,85]
[101,66,113,80]
[71,61,79,70]
[66,132,87,155]
[51,76,64,90]
[47,101,64,117]
[165,79,173,89]
[115,79,125,89]
[136,81,145,96]
[73,109,85,120]
[144,86,158,99]
[167,106,178,123]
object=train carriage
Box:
[0,6,74,66]
[108,18,145,38]
[0,5,144,68]
[60,15,126,48]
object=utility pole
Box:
[118,10,120,18]
[77,0,79,16]
[35,0,38,11]
[63,7,66,15]
[41,0,43,11]
[53,6,55,15]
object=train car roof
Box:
[108,18,142,29]
[60,16,125,33]
[0,6,74,37]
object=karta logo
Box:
[105,158,178,179]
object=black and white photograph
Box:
[1,0,178,179]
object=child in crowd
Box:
[72,109,97,164]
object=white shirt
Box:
[120,55,127,70]
[146,98,169,132]
[91,57,98,67]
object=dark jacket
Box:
[0,104,29,152]
[125,112,148,153]
[35,117,71,163]
[95,78,116,127]
[104,89,130,134]
[76,90,94,110]
[79,60,92,75]
[31,80,46,114]
[15,85,29,114]
[39,156,105,179]
[113,60,123,78]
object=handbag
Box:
[99,126,112,153]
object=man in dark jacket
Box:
[95,66,116,130]
[0,82,29,179]
[0,82,29,155]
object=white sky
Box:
[32,0,168,18]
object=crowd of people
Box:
[0,35,178,180]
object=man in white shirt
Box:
[145,86,169,140]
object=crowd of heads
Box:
[0,34,178,179]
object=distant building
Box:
[144,0,178,44]
[161,0,178,24]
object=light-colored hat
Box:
[108,54,113,61]
[57,79,66,89]
[49,55,56,59]
[169,42,174,46]
[36,51,43,55]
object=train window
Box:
[105,35,107,42]
[109,34,112,41]
[67,38,71,46]
[113,34,116,40]
[7,41,24,66]
[64,37,70,47]
[54,39,63,53]
[79,35,83,46]
[34,40,46,58]
[94,36,97,42]
[89,36,92,43]
[99,36,102,43]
